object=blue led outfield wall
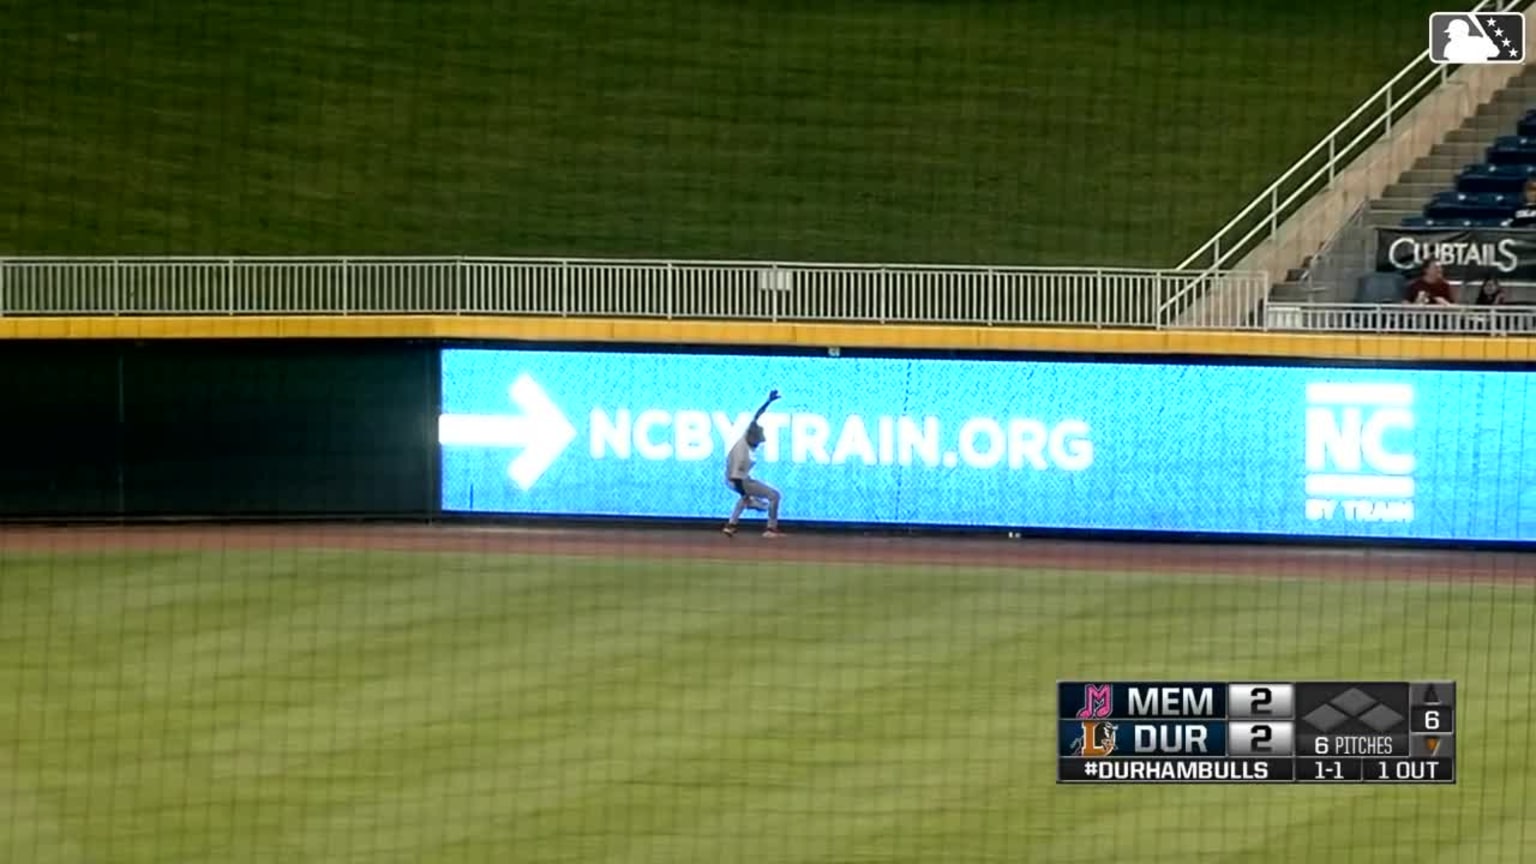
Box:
[439,347,1536,542]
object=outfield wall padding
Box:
[0,341,437,518]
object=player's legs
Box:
[724,480,751,535]
[742,479,782,535]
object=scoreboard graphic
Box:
[1058,681,1456,784]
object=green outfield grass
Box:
[1,547,1532,863]
[4,0,1448,265]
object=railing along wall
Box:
[1265,302,1536,335]
[0,257,1269,330]
[2,257,1532,335]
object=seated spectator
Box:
[1404,261,1456,305]
[1473,275,1508,305]
[1512,181,1536,228]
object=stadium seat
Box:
[1455,163,1536,195]
[1401,215,1512,228]
[1431,190,1519,208]
[1355,271,1407,304]
[1423,189,1518,219]
[1485,136,1536,166]
[1519,109,1536,138]
[1408,112,1536,213]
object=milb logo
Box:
[1303,383,1415,524]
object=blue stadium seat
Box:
[1456,163,1536,195]
[1492,135,1536,150]
[1519,110,1536,138]
[1430,190,1518,208]
[1486,136,1536,166]
[1408,114,1535,225]
[1423,189,1517,218]
[1400,215,1511,228]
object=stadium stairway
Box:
[1372,65,1536,227]
[1273,65,1536,302]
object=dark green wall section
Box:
[0,341,437,518]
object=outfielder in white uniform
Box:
[722,389,785,539]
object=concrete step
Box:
[1366,208,1420,228]
[1429,140,1491,160]
[1483,91,1536,112]
[1482,84,1536,103]
[1412,154,1472,171]
[1377,196,1429,213]
[1381,181,1450,200]
[1270,280,1328,303]
[1397,168,1460,185]
[1446,128,1503,143]
[1468,101,1529,122]
[1463,114,1523,133]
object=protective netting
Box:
[6,521,1529,863]
[2,2,1532,863]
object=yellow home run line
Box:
[0,315,1530,362]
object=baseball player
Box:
[722,389,785,539]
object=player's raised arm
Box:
[751,389,781,423]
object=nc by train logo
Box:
[1303,383,1416,524]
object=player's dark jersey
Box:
[1510,206,1536,228]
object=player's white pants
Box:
[727,478,780,529]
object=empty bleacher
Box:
[1375,66,1536,229]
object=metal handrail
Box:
[0,254,1208,274]
[0,256,1272,329]
[1175,0,1523,274]
[1265,300,1536,334]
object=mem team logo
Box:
[1070,684,1118,757]
[1303,383,1416,524]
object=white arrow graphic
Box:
[438,374,578,491]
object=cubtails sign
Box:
[1375,227,1536,281]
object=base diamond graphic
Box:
[1359,704,1405,733]
[1329,688,1377,716]
[1304,704,1350,732]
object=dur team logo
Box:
[1303,383,1416,524]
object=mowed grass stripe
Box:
[535,581,1060,863]
[2,553,1535,862]
[863,581,1408,864]
[282,565,1072,859]
[0,745,85,864]
[180,560,873,780]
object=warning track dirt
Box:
[0,524,1529,585]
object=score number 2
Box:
[1250,687,1273,715]
[1249,724,1274,753]
[1249,688,1274,753]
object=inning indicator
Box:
[1057,680,1455,784]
